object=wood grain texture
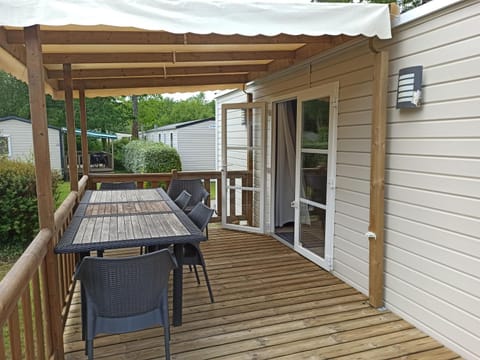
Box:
[62,228,459,360]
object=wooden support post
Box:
[63,63,78,191]
[368,49,389,308]
[24,25,65,359]
[79,88,89,177]
[245,92,253,226]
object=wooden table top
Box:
[55,188,205,254]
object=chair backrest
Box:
[100,181,136,190]
[174,190,192,210]
[75,249,177,318]
[167,179,209,207]
[188,202,214,232]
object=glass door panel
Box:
[294,83,338,270]
[222,103,266,232]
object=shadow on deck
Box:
[63,227,461,359]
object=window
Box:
[170,133,173,147]
[158,133,162,143]
[0,135,11,157]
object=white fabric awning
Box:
[0,0,392,39]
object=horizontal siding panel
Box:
[387,98,480,122]
[335,225,368,254]
[334,212,369,235]
[385,199,479,239]
[387,139,480,158]
[338,110,372,127]
[385,215,480,262]
[337,139,370,153]
[335,176,369,195]
[338,96,371,114]
[335,200,369,222]
[332,257,368,295]
[335,188,369,208]
[387,56,480,93]
[388,119,480,139]
[387,154,480,178]
[334,247,368,276]
[386,243,480,300]
[388,35,480,76]
[338,82,371,101]
[311,48,372,82]
[338,125,371,139]
[314,67,373,89]
[337,152,370,167]
[336,164,370,181]
[386,185,480,218]
[389,11,480,58]
[385,273,480,338]
[385,283,480,359]
[386,170,480,199]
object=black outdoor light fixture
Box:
[396,65,423,109]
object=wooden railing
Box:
[0,176,87,359]
[0,170,251,359]
[89,169,251,223]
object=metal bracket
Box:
[365,231,377,240]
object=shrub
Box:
[123,140,182,173]
[113,137,131,171]
[0,158,60,258]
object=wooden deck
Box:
[63,227,461,359]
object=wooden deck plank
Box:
[63,227,461,360]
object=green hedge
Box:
[123,140,182,173]
[0,158,59,258]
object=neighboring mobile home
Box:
[215,1,480,359]
[142,117,216,171]
[0,116,63,171]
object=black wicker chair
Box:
[174,190,192,211]
[185,202,215,303]
[75,249,177,360]
[99,181,136,190]
[167,178,209,213]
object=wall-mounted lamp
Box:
[396,65,423,109]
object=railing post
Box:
[64,63,78,191]
[24,25,65,359]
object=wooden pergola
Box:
[0,4,393,357]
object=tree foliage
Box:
[0,70,214,134]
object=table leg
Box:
[172,244,183,326]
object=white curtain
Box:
[275,102,296,227]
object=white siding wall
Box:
[0,119,62,170]
[216,2,480,358]
[176,120,215,171]
[380,2,480,359]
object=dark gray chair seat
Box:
[167,178,209,213]
[75,249,177,360]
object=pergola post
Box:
[79,88,89,176]
[24,25,65,359]
[63,63,78,191]
[368,49,389,308]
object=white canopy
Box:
[0,0,391,39]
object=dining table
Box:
[55,187,206,326]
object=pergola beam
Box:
[43,50,294,64]
[59,74,249,90]
[47,64,268,79]
[7,29,331,45]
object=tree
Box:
[128,92,215,131]
[0,72,30,118]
